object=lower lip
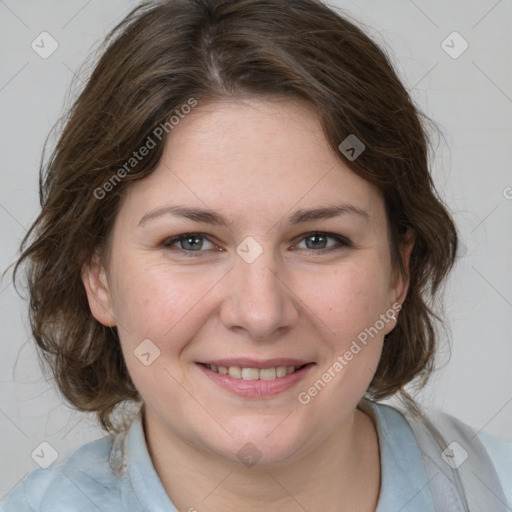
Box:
[196,363,315,398]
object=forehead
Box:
[119,96,385,228]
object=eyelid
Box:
[162,232,220,253]
[292,231,352,251]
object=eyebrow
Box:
[137,203,369,228]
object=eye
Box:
[162,233,220,256]
[294,232,351,251]
[161,231,351,257]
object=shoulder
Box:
[422,407,512,488]
[372,402,512,508]
[431,408,512,508]
[476,428,512,504]
[1,435,123,512]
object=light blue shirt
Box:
[2,403,510,511]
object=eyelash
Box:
[161,231,352,257]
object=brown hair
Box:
[11,0,457,432]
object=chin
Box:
[203,420,311,468]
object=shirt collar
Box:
[371,402,435,512]
[123,412,178,511]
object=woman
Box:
[3,0,511,510]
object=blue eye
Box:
[295,232,351,251]
[162,233,218,256]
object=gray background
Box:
[1,0,511,499]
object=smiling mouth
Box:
[201,363,310,380]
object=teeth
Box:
[228,366,242,379]
[276,366,287,378]
[241,367,259,380]
[206,364,302,380]
[259,367,277,380]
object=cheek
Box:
[109,262,219,396]
[298,258,391,341]
[294,262,389,410]
[109,259,216,347]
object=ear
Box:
[81,249,116,327]
[389,230,415,307]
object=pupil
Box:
[183,236,202,250]
[307,234,326,249]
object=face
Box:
[83,96,409,467]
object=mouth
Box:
[195,360,315,398]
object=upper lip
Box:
[198,358,314,369]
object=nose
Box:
[219,245,300,341]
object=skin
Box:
[83,96,412,512]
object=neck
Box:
[143,407,381,512]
